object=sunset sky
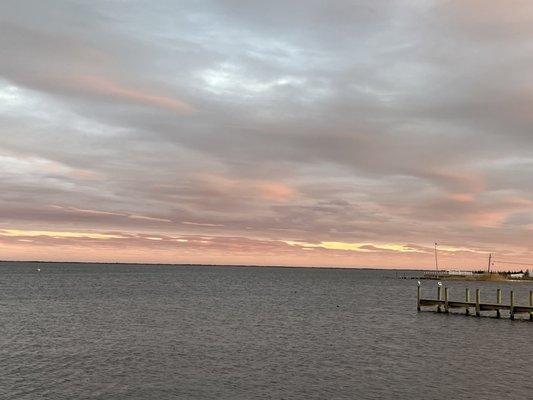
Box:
[1,1,533,268]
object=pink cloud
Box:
[447,193,475,203]
[76,75,195,113]
[256,182,296,202]
[194,173,297,202]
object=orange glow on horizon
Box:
[0,227,509,269]
[0,229,124,240]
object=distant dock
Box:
[417,271,533,282]
[417,284,533,320]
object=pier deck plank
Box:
[419,299,443,306]
[420,299,533,312]
[447,301,476,308]
[513,305,533,313]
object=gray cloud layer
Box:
[1,1,533,264]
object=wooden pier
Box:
[417,284,533,320]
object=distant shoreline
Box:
[0,260,422,271]
[413,273,533,282]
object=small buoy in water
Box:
[37,268,41,272]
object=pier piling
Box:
[465,288,470,315]
[475,289,480,317]
[529,290,533,321]
[444,287,449,313]
[496,288,502,318]
[437,285,442,313]
[510,291,515,320]
[417,284,421,312]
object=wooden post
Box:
[444,287,449,313]
[529,290,533,321]
[437,285,442,313]
[496,288,501,318]
[465,288,470,315]
[510,290,515,320]
[417,284,421,312]
[475,289,480,317]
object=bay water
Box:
[1,262,531,399]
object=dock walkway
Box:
[417,285,533,320]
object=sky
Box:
[1,1,533,269]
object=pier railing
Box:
[417,284,533,320]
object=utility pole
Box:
[487,253,492,273]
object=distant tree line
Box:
[472,269,527,275]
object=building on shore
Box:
[424,270,474,277]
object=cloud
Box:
[1,1,533,267]
[75,75,195,113]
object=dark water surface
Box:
[1,262,532,399]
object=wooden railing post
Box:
[529,290,533,321]
[475,289,480,317]
[510,291,515,320]
[444,287,449,313]
[465,288,470,315]
[437,285,442,313]
[417,284,421,312]
[496,288,502,318]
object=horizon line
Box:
[0,259,495,271]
